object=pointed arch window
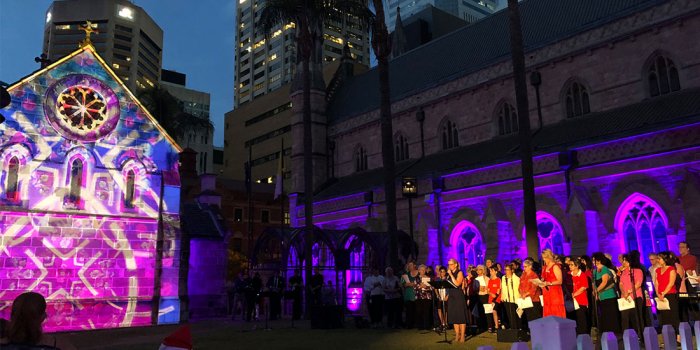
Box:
[497,103,518,136]
[69,159,83,204]
[648,55,680,97]
[449,221,485,266]
[125,170,136,208]
[355,146,368,172]
[441,120,459,150]
[535,212,566,256]
[564,81,590,118]
[616,193,669,264]
[6,157,20,201]
[395,134,409,162]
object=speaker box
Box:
[497,329,528,342]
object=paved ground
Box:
[63,318,521,350]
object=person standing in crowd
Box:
[475,265,489,331]
[592,252,620,334]
[446,258,469,343]
[6,292,76,350]
[402,262,419,329]
[252,272,264,320]
[266,270,285,320]
[289,270,303,320]
[519,259,543,323]
[464,266,479,326]
[230,271,246,320]
[512,259,523,278]
[322,280,337,305]
[487,266,502,332]
[619,253,645,333]
[383,267,402,329]
[655,251,680,333]
[569,257,589,335]
[648,253,660,284]
[243,271,256,322]
[541,249,566,318]
[415,264,434,330]
[485,259,494,278]
[501,263,521,330]
[310,269,324,306]
[435,266,449,331]
[678,242,699,323]
[364,268,385,328]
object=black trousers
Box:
[478,295,489,330]
[658,293,680,332]
[598,298,621,334]
[575,305,589,335]
[415,299,434,330]
[620,297,645,333]
[404,300,416,328]
[523,301,543,330]
[385,298,402,328]
[292,293,302,320]
[269,292,281,320]
[369,295,385,324]
[679,296,700,324]
[503,302,520,330]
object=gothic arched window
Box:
[69,159,84,204]
[441,120,459,150]
[564,81,591,118]
[615,193,669,263]
[449,221,485,266]
[535,212,566,256]
[647,55,681,97]
[355,146,368,172]
[497,103,519,136]
[395,134,409,162]
[6,156,19,201]
[125,170,135,208]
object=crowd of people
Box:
[360,241,698,344]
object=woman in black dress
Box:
[447,258,469,343]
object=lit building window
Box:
[46,12,52,23]
[117,5,135,20]
[6,157,20,201]
[112,63,120,69]
[450,221,485,266]
[616,193,669,263]
[56,24,71,30]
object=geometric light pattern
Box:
[0,47,182,331]
[449,220,485,266]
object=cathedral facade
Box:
[287,0,700,269]
[0,46,182,330]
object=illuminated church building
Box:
[0,44,182,330]
[285,0,700,273]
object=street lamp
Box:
[402,177,418,258]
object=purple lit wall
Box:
[0,47,182,331]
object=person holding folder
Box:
[446,258,469,343]
[501,264,521,330]
[569,257,589,334]
[654,251,679,333]
[518,259,543,323]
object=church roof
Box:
[316,87,700,200]
[327,0,666,123]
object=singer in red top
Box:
[541,249,566,318]
[569,257,589,334]
[487,266,502,332]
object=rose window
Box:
[57,86,107,131]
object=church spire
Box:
[391,6,407,59]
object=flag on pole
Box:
[274,140,284,199]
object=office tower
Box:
[43,0,163,91]
[234,0,371,107]
[384,0,499,31]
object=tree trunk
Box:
[372,0,398,268]
[507,0,539,259]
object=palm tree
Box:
[507,0,538,258]
[259,0,370,315]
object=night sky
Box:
[0,0,235,147]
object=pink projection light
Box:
[346,287,363,312]
[449,220,485,266]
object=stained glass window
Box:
[451,221,484,266]
[441,120,459,150]
[536,212,565,256]
[648,55,680,97]
[618,194,668,261]
[57,86,107,131]
[565,81,591,118]
[498,103,519,136]
[69,159,83,204]
[6,156,19,201]
[125,170,135,208]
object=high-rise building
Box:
[384,0,500,31]
[234,0,371,107]
[161,69,213,175]
[43,0,163,92]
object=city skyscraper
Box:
[384,0,500,31]
[234,0,371,107]
[43,0,163,92]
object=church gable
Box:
[0,46,181,215]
